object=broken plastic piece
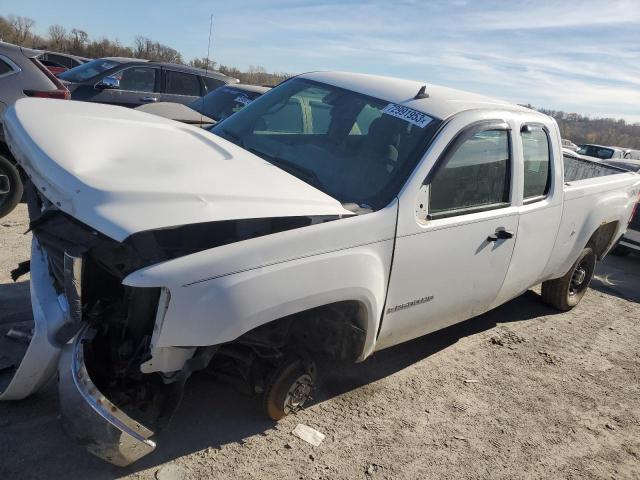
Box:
[292,423,325,446]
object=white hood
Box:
[4,98,351,241]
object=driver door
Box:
[377,121,519,349]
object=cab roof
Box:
[300,71,543,121]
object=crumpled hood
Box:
[4,98,351,241]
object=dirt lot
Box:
[1,203,639,480]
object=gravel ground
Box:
[1,203,639,480]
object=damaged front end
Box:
[2,182,186,466]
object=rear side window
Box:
[165,70,201,96]
[47,53,75,69]
[429,128,511,217]
[0,59,12,76]
[204,77,226,92]
[521,126,551,200]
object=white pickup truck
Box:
[2,72,639,466]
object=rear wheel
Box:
[263,356,316,421]
[0,155,23,219]
[541,246,596,311]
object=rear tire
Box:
[0,155,23,219]
[541,246,596,311]
[263,356,316,421]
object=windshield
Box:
[191,86,262,122]
[58,58,120,83]
[212,78,441,209]
[577,145,614,159]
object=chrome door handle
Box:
[487,229,514,242]
[140,96,158,102]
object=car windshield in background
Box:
[191,87,261,122]
[577,145,614,159]
[212,78,441,210]
[58,59,120,83]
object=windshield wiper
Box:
[217,128,244,148]
[246,147,324,190]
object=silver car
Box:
[0,41,70,218]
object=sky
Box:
[3,0,640,123]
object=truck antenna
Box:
[200,14,214,126]
[205,13,214,77]
[414,85,429,99]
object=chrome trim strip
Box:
[71,327,156,442]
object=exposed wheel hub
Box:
[283,373,314,414]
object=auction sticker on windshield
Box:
[234,96,253,106]
[382,103,432,128]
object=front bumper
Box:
[2,237,158,466]
[619,229,640,252]
[58,327,156,467]
[0,238,65,400]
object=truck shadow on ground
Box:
[128,290,560,474]
[591,254,640,303]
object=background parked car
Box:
[577,143,626,160]
[0,41,70,218]
[595,157,640,257]
[135,83,270,127]
[561,139,578,151]
[58,57,239,108]
[38,51,90,75]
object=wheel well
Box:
[587,221,619,260]
[0,142,16,164]
[236,301,368,363]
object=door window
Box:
[204,77,226,93]
[0,59,13,76]
[115,67,157,92]
[165,70,201,96]
[521,126,551,201]
[429,128,511,217]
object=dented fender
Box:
[124,202,399,361]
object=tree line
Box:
[0,14,290,85]
[1,13,638,147]
[540,108,640,150]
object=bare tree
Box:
[189,57,217,70]
[7,14,35,45]
[48,24,67,51]
[70,28,88,53]
[0,17,13,43]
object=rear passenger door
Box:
[160,69,203,105]
[493,122,563,306]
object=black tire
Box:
[0,155,23,219]
[541,246,596,311]
[263,356,315,421]
[611,243,631,257]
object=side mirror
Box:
[95,76,120,90]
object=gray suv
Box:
[0,41,71,218]
[58,57,239,108]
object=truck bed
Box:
[564,153,628,182]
